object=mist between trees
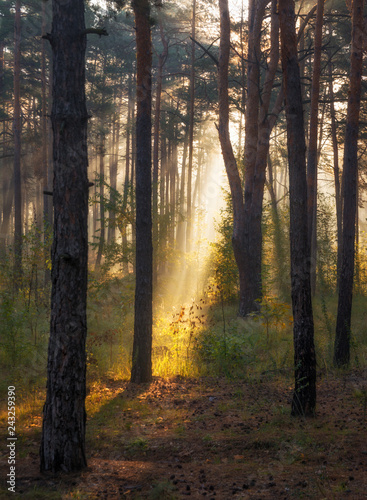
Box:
[0,0,367,476]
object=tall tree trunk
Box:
[169,138,177,244]
[13,0,22,288]
[334,0,364,367]
[328,57,342,290]
[186,0,196,253]
[130,0,153,384]
[108,100,119,244]
[279,0,316,417]
[220,0,282,317]
[218,0,246,312]
[176,129,189,251]
[122,79,132,274]
[95,118,106,269]
[40,0,89,472]
[0,171,14,254]
[306,0,324,296]
[152,12,168,283]
[41,0,51,283]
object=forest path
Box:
[1,373,367,499]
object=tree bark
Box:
[95,114,106,269]
[219,0,282,317]
[218,0,247,312]
[279,0,316,417]
[130,0,153,384]
[186,0,196,253]
[108,98,119,244]
[40,0,89,472]
[327,55,342,291]
[306,0,324,296]
[152,11,168,283]
[41,0,52,284]
[334,0,364,368]
[122,77,132,274]
[13,0,22,288]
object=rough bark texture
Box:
[241,0,268,316]
[40,0,89,472]
[334,0,364,367]
[218,0,246,314]
[130,0,153,384]
[279,0,316,417]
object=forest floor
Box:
[1,371,367,499]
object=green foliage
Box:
[316,193,338,294]
[262,200,290,300]
[87,271,135,379]
[193,297,294,378]
[207,190,238,302]
[90,175,135,273]
[0,222,51,391]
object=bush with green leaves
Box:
[206,191,238,302]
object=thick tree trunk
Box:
[279,0,316,417]
[13,0,22,288]
[130,0,153,384]
[334,0,364,367]
[241,0,267,315]
[40,0,89,472]
[306,0,324,296]
[220,0,281,317]
[218,0,247,313]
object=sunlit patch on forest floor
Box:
[1,372,367,499]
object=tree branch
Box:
[83,27,108,37]
[189,36,218,67]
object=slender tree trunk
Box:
[334,0,364,368]
[122,79,132,274]
[40,0,89,472]
[130,0,153,384]
[267,155,287,298]
[306,0,324,296]
[279,0,316,417]
[169,139,177,244]
[328,58,342,290]
[0,172,14,254]
[153,13,168,283]
[13,0,22,288]
[41,0,51,283]
[176,129,189,251]
[159,134,166,268]
[108,101,118,243]
[130,95,136,270]
[186,0,196,253]
[95,126,105,269]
